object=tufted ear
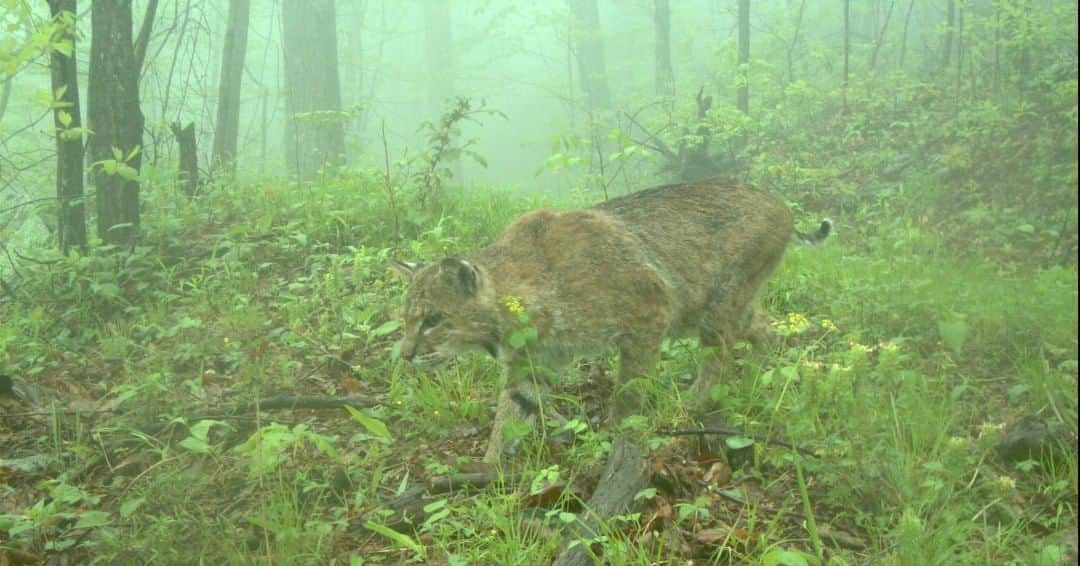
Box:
[388,259,424,280]
[439,257,480,296]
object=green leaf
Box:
[117,164,139,181]
[634,487,657,501]
[73,510,110,529]
[369,320,400,338]
[345,405,393,442]
[762,548,819,566]
[422,499,447,514]
[364,521,426,557]
[179,436,211,453]
[120,497,145,518]
[725,436,755,450]
[937,318,969,356]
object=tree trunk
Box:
[784,0,807,85]
[736,0,749,114]
[211,0,251,174]
[941,0,955,70]
[282,0,345,182]
[423,0,454,113]
[1016,0,1031,84]
[898,0,915,71]
[869,0,895,73]
[423,0,460,182]
[568,0,611,111]
[843,0,850,112]
[133,0,159,76]
[88,0,144,246]
[654,0,674,97]
[0,76,12,123]
[47,0,87,254]
[171,122,199,197]
[343,1,365,133]
[956,2,964,96]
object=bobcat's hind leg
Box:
[689,319,737,407]
[609,332,665,427]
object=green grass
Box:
[0,176,1075,565]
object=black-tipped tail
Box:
[794,218,833,245]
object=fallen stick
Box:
[656,427,818,457]
[138,395,379,435]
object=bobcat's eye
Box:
[421,313,444,329]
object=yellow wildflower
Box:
[502,295,525,314]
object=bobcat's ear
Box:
[388,259,423,280]
[439,258,480,296]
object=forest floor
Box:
[1,176,1077,565]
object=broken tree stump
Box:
[553,436,650,566]
[170,121,200,197]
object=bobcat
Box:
[391,178,831,463]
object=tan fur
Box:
[391,178,825,463]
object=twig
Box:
[13,249,61,265]
[656,427,818,457]
[231,394,377,414]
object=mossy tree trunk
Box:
[282,0,345,183]
[88,0,145,246]
[654,0,674,97]
[737,0,750,114]
[47,0,86,254]
[568,0,611,111]
[211,0,251,175]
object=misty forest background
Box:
[0,1,1077,564]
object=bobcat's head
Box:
[390,258,502,368]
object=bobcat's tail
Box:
[794,218,833,245]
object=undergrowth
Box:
[1,88,1077,565]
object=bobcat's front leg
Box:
[483,373,545,464]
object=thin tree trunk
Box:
[654,0,674,97]
[47,0,86,254]
[869,0,896,73]
[0,76,12,123]
[956,2,964,96]
[993,0,1000,92]
[423,0,453,113]
[736,0,749,114]
[843,0,850,112]
[785,0,807,85]
[133,0,159,76]
[211,0,251,174]
[88,0,144,246]
[1017,0,1031,84]
[941,0,955,70]
[898,0,915,71]
[422,0,460,182]
[568,0,611,110]
[282,0,345,182]
[344,1,365,133]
